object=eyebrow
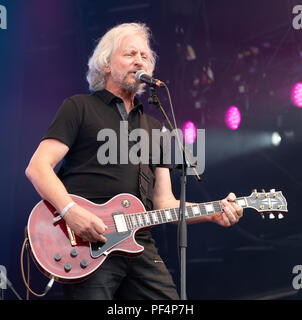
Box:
[123,46,149,55]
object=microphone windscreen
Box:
[134,70,147,83]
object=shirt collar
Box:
[94,89,144,113]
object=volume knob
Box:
[70,249,78,257]
[80,259,88,269]
[54,253,62,262]
[64,262,72,272]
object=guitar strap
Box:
[116,100,155,211]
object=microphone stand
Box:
[148,86,199,300]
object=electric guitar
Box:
[26,189,288,283]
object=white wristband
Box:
[61,202,75,218]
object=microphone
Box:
[135,70,165,88]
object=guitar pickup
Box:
[112,212,128,233]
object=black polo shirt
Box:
[42,90,167,203]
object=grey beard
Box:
[111,71,146,95]
[120,81,141,93]
[120,78,146,95]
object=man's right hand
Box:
[63,205,108,243]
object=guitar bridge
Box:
[66,224,77,246]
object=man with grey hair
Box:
[26,22,243,300]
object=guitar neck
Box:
[124,197,248,230]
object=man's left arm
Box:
[152,167,243,227]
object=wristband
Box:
[61,202,75,218]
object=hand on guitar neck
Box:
[209,192,243,227]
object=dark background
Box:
[1,0,302,300]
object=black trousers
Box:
[63,231,179,300]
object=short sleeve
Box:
[42,98,82,148]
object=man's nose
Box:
[134,54,144,66]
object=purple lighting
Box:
[225,106,241,130]
[292,83,302,108]
[183,121,197,144]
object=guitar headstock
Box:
[246,189,288,219]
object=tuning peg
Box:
[252,189,257,193]
[269,213,275,219]
[278,213,284,219]
[260,213,265,219]
[270,189,276,193]
[261,189,266,193]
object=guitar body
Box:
[27,194,146,283]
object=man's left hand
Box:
[211,193,243,227]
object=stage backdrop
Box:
[1,0,302,300]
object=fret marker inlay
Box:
[192,206,200,215]
[205,204,214,213]
[165,210,172,220]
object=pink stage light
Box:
[183,121,197,144]
[292,83,302,108]
[225,106,241,130]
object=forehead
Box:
[118,34,150,53]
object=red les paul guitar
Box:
[26,190,287,283]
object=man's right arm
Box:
[25,138,107,242]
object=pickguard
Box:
[90,231,131,258]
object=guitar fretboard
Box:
[124,197,248,230]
